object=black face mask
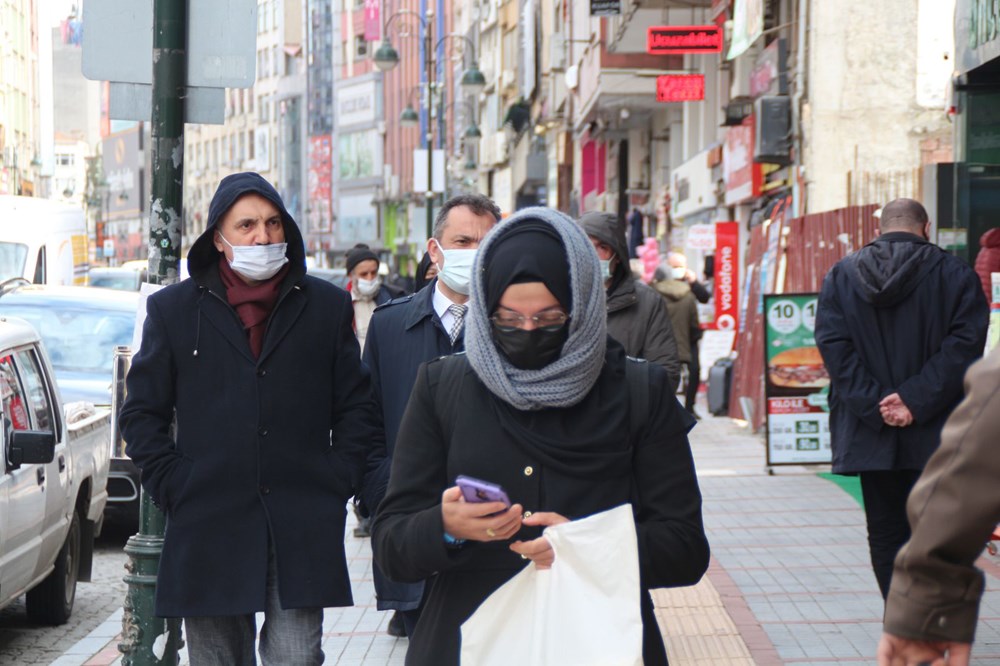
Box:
[492,323,569,370]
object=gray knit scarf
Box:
[465,207,607,410]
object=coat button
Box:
[257,368,266,377]
[259,485,270,495]
[938,616,947,627]
[258,426,268,436]
[523,511,532,519]
[523,466,533,476]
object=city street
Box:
[0,522,130,664]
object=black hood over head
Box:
[848,232,944,307]
[187,172,306,285]
[578,211,630,286]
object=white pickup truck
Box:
[0,316,110,624]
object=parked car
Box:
[0,316,111,624]
[87,267,145,291]
[0,282,141,525]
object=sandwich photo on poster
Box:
[763,293,832,466]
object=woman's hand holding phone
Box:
[441,486,523,542]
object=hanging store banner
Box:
[713,221,740,331]
[590,0,621,16]
[656,75,706,102]
[363,0,380,42]
[307,135,332,233]
[646,25,722,55]
[764,293,832,466]
[724,115,762,204]
[750,38,788,97]
[727,0,764,60]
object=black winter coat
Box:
[361,280,461,610]
[371,344,710,665]
[815,232,989,474]
[120,175,380,617]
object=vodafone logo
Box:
[717,314,736,330]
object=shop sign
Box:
[670,148,717,220]
[363,0,380,41]
[102,127,142,217]
[336,79,378,128]
[750,38,787,97]
[686,224,716,250]
[656,74,705,102]
[712,221,740,331]
[338,129,381,181]
[646,26,722,55]
[307,135,332,233]
[590,0,621,16]
[764,293,831,466]
[723,115,762,204]
[337,192,378,246]
[727,0,763,60]
[956,0,1000,75]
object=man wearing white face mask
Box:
[344,243,403,355]
[360,193,501,638]
[121,172,382,664]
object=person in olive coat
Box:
[372,207,709,665]
[120,172,380,664]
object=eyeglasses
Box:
[490,310,570,329]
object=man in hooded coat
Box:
[815,197,988,601]
[578,211,681,390]
[120,172,380,664]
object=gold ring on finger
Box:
[486,528,496,538]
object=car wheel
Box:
[26,510,81,625]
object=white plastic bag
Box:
[460,504,643,666]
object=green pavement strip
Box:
[817,472,865,508]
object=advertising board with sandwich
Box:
[763,293,832,466]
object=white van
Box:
[0,196,89,286]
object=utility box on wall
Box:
[754,96,791,165]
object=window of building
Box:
[355,35,368,60]
[55,153,73,166]
[248,130,255,160]
[246,90,254,113]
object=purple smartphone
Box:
[455,475,511,508]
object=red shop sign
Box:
[656,74,705,102]
[712,221,740,332]
[647,25,723,54]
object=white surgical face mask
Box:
[599,259,612,281]
[432,239,476,295]
[671,266,687,280]
[355,277,381,299]
[218,231,288,282]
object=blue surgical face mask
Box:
[218,231,288,281]
[599,259,612,281]
[432,239,477,295]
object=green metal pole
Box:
[425,11,434,240]
[120,0,185,663]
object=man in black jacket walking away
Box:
[815,198,988,600]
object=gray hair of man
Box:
[432,194,503,239]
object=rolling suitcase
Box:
[707,357,733,416]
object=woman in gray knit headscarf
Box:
[372,207,709,666]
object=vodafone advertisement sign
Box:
[713,222,740,331]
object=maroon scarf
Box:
[218,256,290,358]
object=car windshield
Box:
[0,304,134,374]
[89,273,139,291]
[0,242,28,282]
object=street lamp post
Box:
[374,10,485,239]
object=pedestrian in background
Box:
[344,243,403,355]
[361,193,501,638]
[974,227,1000,304]
[578,210,681,390]
[628,205,645,258]
[653,253,703,418]
[120,172,380,664]
[815,197,988,600]
[372,207,709,666]
[413,251,439,293]
[877,346,1000,666]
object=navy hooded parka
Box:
[120,172,380,617]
